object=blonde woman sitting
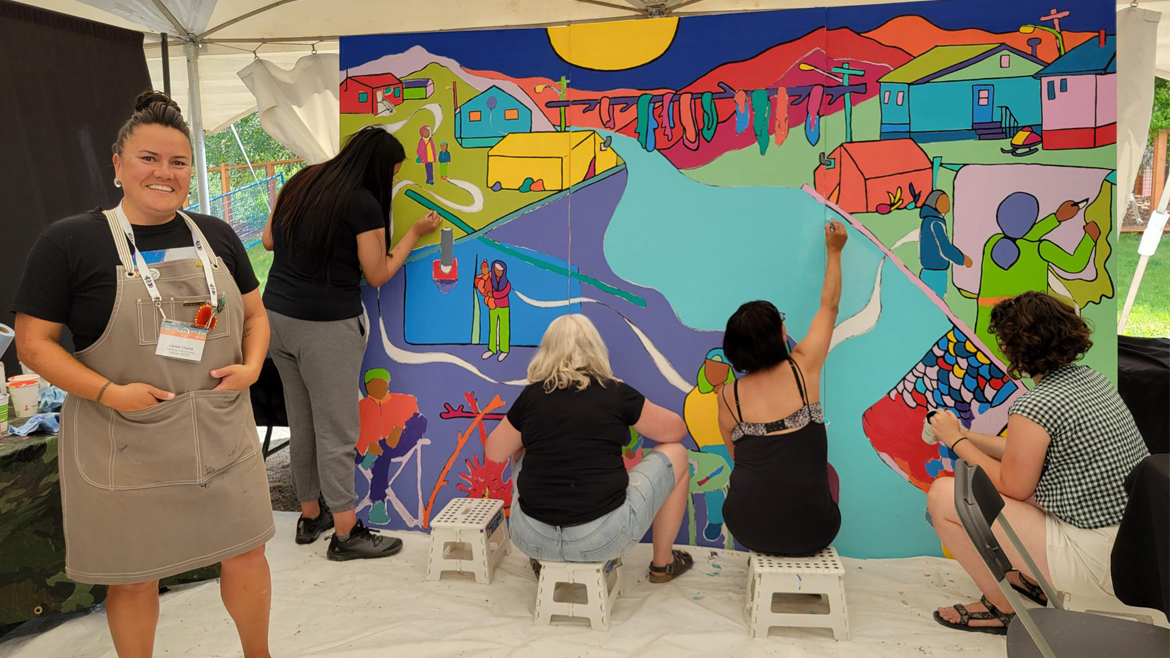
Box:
[486,314,694,582]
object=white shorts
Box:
[1045,514,1119,598]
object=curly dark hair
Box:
[989,291,1093,379]
[112,90,190,156]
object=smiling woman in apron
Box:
[10,91,275,658]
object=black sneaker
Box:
[327,520,403,561]
[295,495,334,545]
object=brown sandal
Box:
[648,549,694,583]
[933,595,1016,635]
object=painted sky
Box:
[342,0,1114,92]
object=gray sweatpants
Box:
[267,310,365,513]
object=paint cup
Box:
[7,376,40,418]
[0,393,8,434]
[0,323,13,360]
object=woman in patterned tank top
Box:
[928,292,1148,635]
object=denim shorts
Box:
[508,450,675,563]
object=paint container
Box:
[7,376,41,418]
[0,323,13,360]
[0,393,8,434]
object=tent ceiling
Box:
[15,0,1167,133]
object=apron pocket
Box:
[192,390,257,481]
[109,395,200,489]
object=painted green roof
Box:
[880,44,1000,84]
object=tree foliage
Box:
[1151,78,1170,143]
[186,112,306,208]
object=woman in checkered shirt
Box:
[926,292,1149,634]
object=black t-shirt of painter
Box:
[10,208,258,353]
[262,188,386,322]
[507,378,646,527]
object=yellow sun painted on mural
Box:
[547,18,678,71]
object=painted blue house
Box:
[454,86,533,148]
[879,44,1045,142]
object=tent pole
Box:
[161,34,170,96]
[186,41,211,213]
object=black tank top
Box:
[722,360,841,556]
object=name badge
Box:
[156,320,208,362]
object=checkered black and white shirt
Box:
[1010,365,1149,529]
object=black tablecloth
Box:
[1111,454,1170,616]
[1117,336,1169,455]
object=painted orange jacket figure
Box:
[358,368,419,455]
[475,259,496,310]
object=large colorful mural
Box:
[335,0,1117,558]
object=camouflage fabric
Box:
[0,430,218,625]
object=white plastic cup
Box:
[0,392,9,433]
[7,377,40,418]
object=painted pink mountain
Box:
[473,27,913,169]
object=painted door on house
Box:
[972,84,995,124]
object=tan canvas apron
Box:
[58,209,274,585]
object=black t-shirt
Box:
[507,378,646,526]
[10,208,258,352]
[262,188,386,321]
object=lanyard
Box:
[112,204,218,321]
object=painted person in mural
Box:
[262,125,442,561]
[918,190,971,299]
[716,221,847,557]
[481,259,511,362]
[485,314,696,582]
[416,125,437,185]
[973,193,1099,363]
[11,91,276,657]
[927,292,1148,635]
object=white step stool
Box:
[1060,592,1170,629]
[425,498,509,584]
[745,547,850,640]
[534,558,622,631]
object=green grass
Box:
[1116,232,1170,337]
[246,242,274,294]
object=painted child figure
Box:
[438,143,451,181]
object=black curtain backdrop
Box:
[0,0,151,375]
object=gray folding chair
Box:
[953,460,1169,657]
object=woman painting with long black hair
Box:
[262,126,441,560]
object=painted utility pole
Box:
[830,62,866,143]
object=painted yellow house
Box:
[487,130,618,191]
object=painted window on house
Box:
[1048,81,1056,101]
[393,87,401,98]
[896,91,904,106]
[358,92,368,103]
[1000,54,1010,68]
[978,89,990,106]
[883,90,890,104]
[469,111,482,122]
[504,108,520,120]
[1060,78,1068,93]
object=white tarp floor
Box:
[0,512,1008,658]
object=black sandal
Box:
[530,558,541,578]
[933,595,1016,635]
[648,549,694,583]
[1008,570,1048,606]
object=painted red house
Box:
[814,139,933,214]
[341,73,404,115]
